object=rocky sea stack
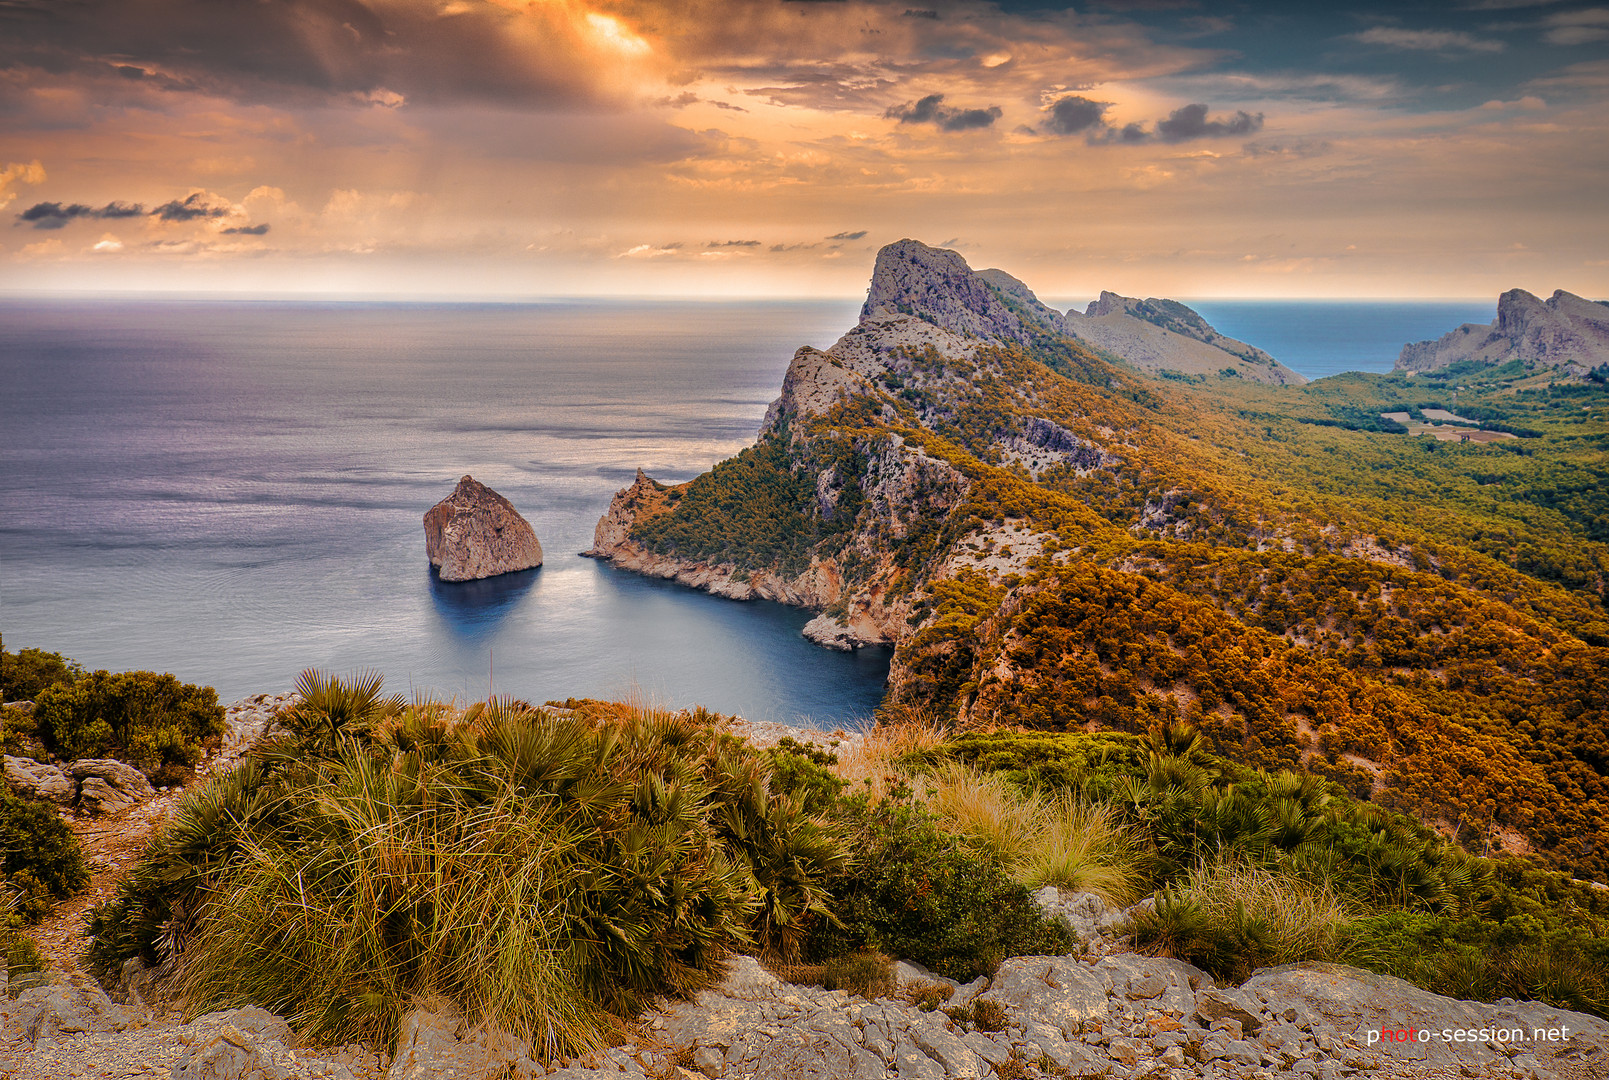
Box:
[423,475,543,582]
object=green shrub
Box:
[0,646,82,703]
[769,951,896,999]
[1341,910,1609,1018]
[0,789,90,922]
[805,795,1074,981]
[34,669,224,770]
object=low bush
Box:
[2,915,45,983]
[803,794,1074,981]
[768,951,896,999]
[34,669,224,772]
[1341,910,1609,1018]
[1,789,90,922]
[0,645,82,703]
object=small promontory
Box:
[424,475,543,582]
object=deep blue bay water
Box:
[0,296,1490,722]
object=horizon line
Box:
[0,288,1509,305]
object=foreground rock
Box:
[424,475,544,582]
[1397,288,1609,376]
[3,754,157,815]
[8,887,1608,1080]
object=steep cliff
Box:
[586,238,1609,880]
[1396,288,1609,375]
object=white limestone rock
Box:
[2,755,75,804]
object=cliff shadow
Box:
[427,564,540,641]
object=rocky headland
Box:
[1396,289,1609,376]
[424,475,544,582]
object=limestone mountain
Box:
[1061,291,1303,386]
[587,239,1609,882]
[1397,288,1609,376]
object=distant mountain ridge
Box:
[1397,287,1609,376]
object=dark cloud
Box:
[902,8,939,16]
[707,239,760,247]
[885,93,1002,132]
[658,92,748,112]
[0,0,635,111]
[1155,103,1264,141]
[16,201,145,229]
[152,193,231,222]
[1043,95,1109,136]
[1083,104,1265,144]
[222,223,270,235]
[826,230,867,240]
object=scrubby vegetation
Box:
[0,785,90,979]
[34,668,225,782]
[933,724,1609,1017]
[1,788,91,924]
[1,644,83,702]
[84,674,1071,1052]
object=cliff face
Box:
[1396,288,1609,374]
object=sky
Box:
[2,0,1608,299]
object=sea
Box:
[0,297,1496,725]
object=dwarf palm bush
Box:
[1132,857,1350,982]
[85,676,846,1054]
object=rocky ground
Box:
[4,701,1607,1080]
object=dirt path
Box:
[29,789,192,977]
[26,693,296,978]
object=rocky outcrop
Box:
[2,756,75,804]
[424,475,543,582]
[68,759,156,815]
[759,347,882,438]
[1397,288,1609,375]
[2,754,158,815]
[1061,292,1305,386]
[388,1003,541,1080]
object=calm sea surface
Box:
[0,297,1489,720]
[1185,300,1496,380]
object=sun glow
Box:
[585,12,651,56]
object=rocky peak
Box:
[1398,286,1609,373]
[859,239,1031,345]
[423,475,543,582]
[759,346,879,439]
[1085,290,1129,318]
[584,468,665,556]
